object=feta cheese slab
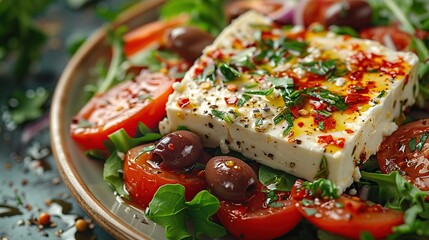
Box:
[160,12,419,191]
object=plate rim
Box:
[50,1,165,239]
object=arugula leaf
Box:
[160,0,226,36]
[259,165,297,191]
[147,184,191,240]
[361,171,429,237]
[187,190,227,238]
[303,178,339,199]
[107,125,162,153]
[147,184,226,239]
[103,151,128,197]
[96,26,127,94]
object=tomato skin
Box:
[291,180,404,239]
[123,16,188,57]
[123,144,207,208]
[70,72,174,150]
[359,26,411,51]
[377,119,429,190]
[216,184,302,240]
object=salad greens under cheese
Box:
[69,0,429,239]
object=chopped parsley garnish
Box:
[244,87,274,96]
[255,118,264,126]
[300,59,337,76]
[211,109,234,123]
[306,88,348,111]
[219,63,241,81]
[409,132,429,153]
[318,121,325,131]
[273,108,294,135]
[281,38,308,55]
[377,90,387,98]
[303,178,339,199]
[315,109,332,117]
[236,94,251,107]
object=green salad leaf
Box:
[160,0,226,36]
[147,184,226,240]
[103,151,128,197]
[259,165,297,191]
[361,171,429,238]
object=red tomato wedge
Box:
[360,26,411,51]
[377,119,429,190]
[123,15,188,57]
[70,72,174,150]
[123,144,207,208]
[291,180,404,239]
[216,184,302,240]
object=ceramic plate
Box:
[51,1,167,239]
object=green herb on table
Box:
[8,88,49,125]
[147,184,226,240]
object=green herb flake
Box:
[408,137,417,152]
[314,155,329,179]
[258,165,297,191]
[281,39,308,55]
[103,151,129,198]
[316,110,332,117]
[416,132,429,152]
[300,59,337,76]
[269,201,285,208]
[377,90,387,98]
[318,121,325,131]
[77,119,92,128]
[306,88,348,111]
[268,76,294,89]
[244,87,274,96]
[303,208,317,216]
[219,63,240,82]
[211,109,233,123]
[335,202,344,208]
[236,94,251,107]
[255,118,264,126]
[300,199,315,207]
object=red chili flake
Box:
[343,35,352,41]
[350,70,364,81]
[345,93,370,104]
[177,98,190,108]
[208,49,224,60]
[345,129,354,134]
[224,96,238,105]
[168,143,174,150]
[290,107,300,118]
[297,122,304,128]
[317,135,345,148]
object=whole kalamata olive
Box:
[152,130,203,170]
[324,0,372,30]
[167,26,214,62]
[205,156,258,203]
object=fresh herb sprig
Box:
[303,178,339,200]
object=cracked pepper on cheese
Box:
[159,11,419,192]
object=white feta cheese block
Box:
[160,11,419,192]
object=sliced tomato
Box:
[70,71,174,150]
[216,184,302,240]
[123,15,188,57]
[123,144,207,208]
[360,26,411,51]
[291,180,404,239]
[300,0,337,27]
[377,119,429,190]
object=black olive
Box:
[205,156,258,203]
[152,130,203,170]
[167,26,214,63]
[324,0,372,30]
